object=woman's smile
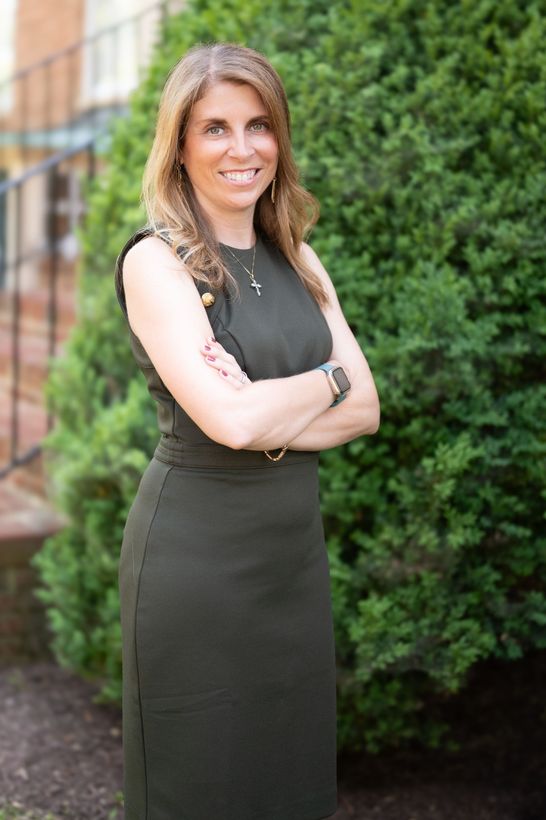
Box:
[219,168,260,184]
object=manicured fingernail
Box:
[204,344,212,351]
[208,336,216,343]
[220,369,228,377]
[206,355,216,362]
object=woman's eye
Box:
[207,125,224,135]
[250,122,268,132]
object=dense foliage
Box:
[33,0,546,749]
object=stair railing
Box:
[0,141,96,477]
[0,0,176,478]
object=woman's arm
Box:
[122,236,335,450]
[198,243,380,451]
[286,243,380,450]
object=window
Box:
[0,0,18,114]
[81,0,160,106]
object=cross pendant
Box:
[250,280,262,296]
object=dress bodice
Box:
[114,228,333,445]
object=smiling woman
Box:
[114,42,379,820]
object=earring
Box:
[271,177,277,204]
[177,163,184,184]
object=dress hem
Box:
[248,790,338,820]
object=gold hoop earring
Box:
[271,177,277,204]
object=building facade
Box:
[0,0,180,662]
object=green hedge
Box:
[33,0,546,750]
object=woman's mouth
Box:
[220,169,259,184]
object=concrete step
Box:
[0,330,67,403]
[0,480,63,547]
[0,377,54,496]
[7,451,49,497]
[0,479,63,662]
[0,288,77,339]
[0,392,50,465]
[37,253,78,282]
[0,275,78,496]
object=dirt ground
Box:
[0,652,545,820]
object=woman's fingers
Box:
[201,339,235,371]
[218,368,250,390]
[203,339,236,363]
[201,338,251,388]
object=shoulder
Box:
[300,241,329,280]
[120,232,202,331]
[124,233,172,268]
[117,225,178,272]
[299,241,338,303]
[300,241,319,264]
[300,242,329,270]
[116,227,156,269]
[123,234,190,291]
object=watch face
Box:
[332,366,351,393]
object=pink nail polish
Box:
[221,369,228,377]
[206,355,216,362]
[204,344,211,351]
[208,336,216,343]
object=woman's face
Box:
[180,81,278,224]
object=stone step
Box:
[0,288,77,338]
[37,253,78,284]
[0,330,67,403]
[0,479,64,662]
[0,480,63,546]
[0,381,52,497]
[6,450,49,497]
[0,392,50,466]
[0,267,79,496]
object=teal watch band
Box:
[314,363,349,407]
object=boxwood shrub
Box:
[33,0,546,750]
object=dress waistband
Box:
[153,435,319,469]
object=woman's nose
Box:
[227,129,255,159]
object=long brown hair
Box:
[141,43,329,305]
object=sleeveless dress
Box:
[114,228,339,820]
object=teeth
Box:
[222,170,256,182]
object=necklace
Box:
[223,243,262,297]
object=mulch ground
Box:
[0,652,545,819]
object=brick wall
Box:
[11,0,85,132]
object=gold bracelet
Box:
[264,444,289,462]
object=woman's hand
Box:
[200,341,346,392]
[200,336,252,390]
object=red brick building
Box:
[0,0,178,661]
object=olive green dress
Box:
[114,228,338,820]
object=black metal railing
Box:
[0,0,175,478]
[0,141,95,478]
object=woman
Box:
[115,43,379,820]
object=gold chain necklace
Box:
[223,243,262,296]
[221,240,287,460]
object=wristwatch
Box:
[314,363,351,406]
